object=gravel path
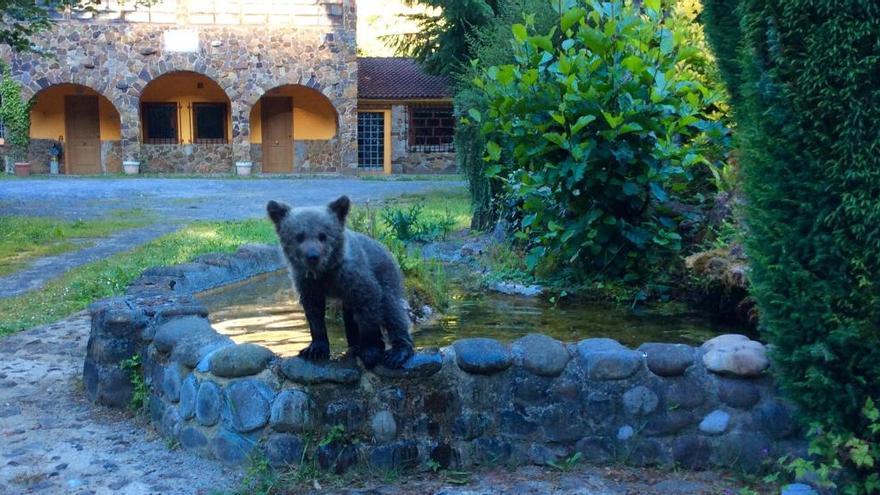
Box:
[0,314,765,495]
[0,177,464,297]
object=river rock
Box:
[210,429,255,465]
[781,484,818,495]
[717,378,760,409]
[171,334,233,368]
[699,409,730,435]
[638,343,695,377]
[371,411,397,442]
[623,385,659,416]
[702,334,769,377]
[223,379,274,432]
[279,357,360,384]
[373,349,442,379]
[179,375,198,420]
[576,338,643,380]
[269,389,313,432]
[153,316,214,353]
[196,381,222,426]
[266,434,304,468]
[511,334,570,377]
[209,344,274,378]
[453,338,512,374]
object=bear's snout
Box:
[305,250,320,265]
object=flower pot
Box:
[14,162,31,177]
[50,158,60,175]
[235,161,253,176]
[123,160,140,175]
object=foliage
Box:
[0,61,31,162]
[777,399,880,494]
[120,353,148,413]
[470,0,721,281]
[701,0,880,489]
[0,0,155,53]
[387,0,501,76]
[381,202,457,242]
[454,0,557,230]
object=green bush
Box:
[469,0,721,280]
[702,0,880,490]
[0,62,31,162]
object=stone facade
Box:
[85,245,805,474]
[140,144,233,174]
[7,0,358,173]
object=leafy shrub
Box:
[0,61,31,163]
[702,0,880,490]
[381,202,456,242]
[469,0,722,280]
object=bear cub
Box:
[267,195,414,369]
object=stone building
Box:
[2,0,456,175]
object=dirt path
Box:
[0,314,768,495]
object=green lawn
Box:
[0,215,149,276]
[0,190,472,337]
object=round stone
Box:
[622,386,659,416]
[161,365,183,402]
[153,316,214,353]
[371,410,397,442]
[511,334,570,377]
[223,379,274,433]
[373,349,442,379]
[269,389,313,433]
[717,378,760,409]
[209,344,274,378]
[179,375,198,420]
[781,484,818,495]
[753,400,798,439]
[701,334,769,377]
[617,425,634,441]
[279,357,360,385]
[638,343,695,377]
[160,405,181,438]
[576,339,643,380]
[661,376,706,410]
[210,429,255,465]
[172,335,233,368]
[266,434,304,468]
[196,381,222,426]
[453,338,512,374]
[698,409,730,435]
[178,426,207,450]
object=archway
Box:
[248,85,339,173]
[29,83,122,174]
[139,71,232,145]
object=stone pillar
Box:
[84,297,149,408]
[120,111,141,163]
[231,100,252,166]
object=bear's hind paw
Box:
[299,342,330,361]
[382,346,414,370]
[357,346,383,369]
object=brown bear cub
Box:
[267,196,414,369]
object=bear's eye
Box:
[318,233,327,242]
[295,233,305,243]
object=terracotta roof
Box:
[358,57,451,100]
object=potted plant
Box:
[123,159,140,175]
[49,143,62,174]
[235,161,253,176]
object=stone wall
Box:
[9,3,357,173]
[26,138,123,173]
[84,244,805,474]
[140,144,233,174]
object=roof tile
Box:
[358,57,451,100]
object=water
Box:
[197,270,749,357]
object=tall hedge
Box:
[702,0,880,480]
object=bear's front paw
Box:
[357,345,383,369]
[299,341,330,361]
[382,346,414,370]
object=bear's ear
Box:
[267,200,290,225]
[328,195,351,224]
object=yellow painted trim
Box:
[358,98,454,106]
[383,109,392,175]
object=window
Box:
[358,111,385,169]
[407,105,455,153]
[193,102,227,144]
[142,102,178,144]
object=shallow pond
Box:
[198,271,750,357]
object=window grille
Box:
[192,103,228,144]
[358,112,385,169]
[142,102,179,144]
[407,105,455,153]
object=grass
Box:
[0,219,275,336]
[0,215,149,276]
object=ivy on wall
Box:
[0,62,31,163]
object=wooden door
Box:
[65,95,101,174]
[261,97,293,173]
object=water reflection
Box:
[197,270,749,357]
